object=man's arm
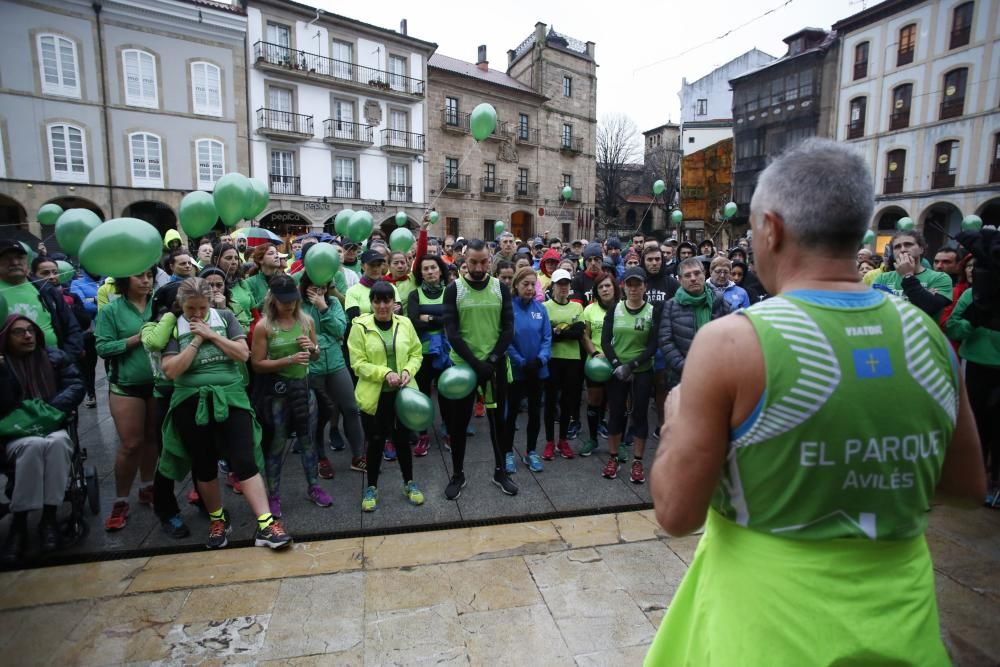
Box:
[902,275,951,316]
[936,366,986,506]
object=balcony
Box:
[388,184,412,202]
[853,61,868,80]
[514,181,538,199]
[514,127,539,145]
[897,47,914,66]
[888,110,909,131]
[991,162,1000,184]
[480,178,507,197]
[932,168,956,189]
[949,26,970,50]
[441,173,471,193]
[257,108,313,140]
[734,155,767,173]
[269,174,300,195]
[846,120,864,140]
[323,120,373,149]
[380,129,425,155]
[940,98,964,120]
[441,109,470,133]
[253,41,424,99]
[332,179,360,199]
[883,176,904,194]
[560,136,583,154]
[565,187,583,203]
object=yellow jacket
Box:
[347,313,422,415]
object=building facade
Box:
[0,0,248,246]
[833,0,1000,251]
[246,0,436,239]
[679,138,735,246]
[730,28,841,224]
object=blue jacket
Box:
[508,296,552,381]
[70,273,100,316]
[710,281,751,310]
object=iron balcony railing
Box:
[323,119,373,144]
[269,174,300,195]
[560,136,583,153]
[515,127,539,144]
[940,98,964,120]
[441,109,470,131]
[258,108,313,136]
[388,184,412,202]
[514,181,538,198]
[441,173,471,192]
[846,120,865,139]
[883,176,904,194]
[889,110,910,131]
[332,180,360,199]
[853,61,868,80]
[253,41,425,96]
[381,129,425,152]
[565,187,582,202]
[480,177,507,195]
[932,168,956,189]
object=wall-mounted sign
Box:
[938,154,949,164]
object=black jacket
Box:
[657,294,731,387]
[645,270,680,307]
[30,280,84,359]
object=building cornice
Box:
[97,0,247,40]
[832,0,926,36]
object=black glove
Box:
[524,358,542,374]
[474,360,494,384]
[566,321,586,339]
[613,362,633,382]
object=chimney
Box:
[534,22,546,45]
[586,41,595,59]
[399,19,407,35]
[476,45,488,71]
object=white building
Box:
[833,0,1000,250]
[246,0,436,238]
[678,49,776,155]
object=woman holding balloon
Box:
[580,271,619,457]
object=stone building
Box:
[424,23,597,243]
[0,0,248,247]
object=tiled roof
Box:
[179,0,245,15]
[429,54,543,96]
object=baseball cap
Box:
[0,239,28,256]
[622,267,647,283]
[268,274,300,303]
[531,237,544,248]
[571,239,583,247]
[551,269,572,283]
[361,249,385,264]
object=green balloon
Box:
[494,221,505,237]
[79,218,162,278]
[38,203,64,226]
[961,215,983,232]
[584,356,613,383]
[395,387,434,431]
[671,210,683,225]
[304,243,340,285]
[390,227,414,253]
[55,208,102,257]
[395,211,408,227]
[561,185,573,201]
[213,173,254,227]
[428,211,440,224]
[334,209,354,236]
[470,103,497,142]
[438,365,477,400]
[896,217,914,232]
[652,180,665,196]
[347,210,374,243]
[179,191,218,238]
[723,202,738,219]
[56,260,75,285]
[0,292,7,324]
[245,177,270,220]
[862,230,876,245]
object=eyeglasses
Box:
[8,326,34,338]
[712,269,731,276]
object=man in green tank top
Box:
[646,138,984,666]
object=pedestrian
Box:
[580,271,618,455]
[707,256,751,310]
[873,231,953,317]
[542,269,583,461]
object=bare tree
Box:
[643,143,682,215]
[596,113,641,230]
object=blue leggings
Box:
[262,391,318,496]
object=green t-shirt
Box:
[544,299,584,360]
[163,309,245,388]
[394,276,416,316]
[266,320,307,379]
[873,269,953,305]
[450,276,503,365]
[610,302,654,372]
[1,280,57,347]
[583,302,607,351]
[95,295,154,386]
[376,324,398,392]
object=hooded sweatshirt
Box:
[163,229,183,250]
[537,248,562,292]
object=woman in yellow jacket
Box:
[348,280,425,512]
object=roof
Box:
[643,122,679,135]
[729,29,837,84]
[179,0,245,14]
[429,54,544,97]
[510,25,593,67]
[684,48,778,88]
[832,0,924,35]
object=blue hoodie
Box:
[508,295,552,381]
[70,272,100,316]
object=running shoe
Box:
[542,441,556,461]
[414,435,430,457]
[206,513,231,549]
[104,500,129,531]
[329,429,346,451]
[579,439,598,457]
[218,460,230,474]
[466,424,476,436]
[567,419,582,440]
[557,440,575,459]
[598,421,609,439]
[138,484,154,506]
[505,452,516,475]
[361,486,379,512]
[308,485,333,507]
[85,394,97,408]
[602,458,619,480]
[492,469,519,496]
[404,481,425,506]
[383,440,397,462]
[161,513,191,539]
[255,520,292,550]
[268,494,282,519]
[351,456,367,472]
[523,451,544,473]
[226,472,243,494]
[318,458,335,480]
[445,472,467,500]
[630,460,646,484]
[475,398,486,418]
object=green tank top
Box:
[545,299,584,360]
[449,276,503,365]
[716,292,957,541]
[416,286,445,354]
[583,302,607,352]
[172,310,244,388]
[610,302,654,372]
[268,320,307,379]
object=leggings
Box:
[606,370,653,439]
[545,358,583,442]
[81,331,98,397]
[152,391,181,521]
[262,391,319,496]
[966,360,1000,483]
[362,391,414,487]
[442,364,509,473]
[415,357,448,435]
[507,375,542,453]
[171,394,258,483]
[311,368,365,458]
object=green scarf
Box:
[674,286,713,329]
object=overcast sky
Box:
[316,0,861,131]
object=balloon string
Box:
[424,140,481,214]
[627,197,659,237]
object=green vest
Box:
[716,293,957,541]
[545,299,584,360]
[416,286,445,354]
[583,302,607,348]
[450,276,503,365]
[610,302,654,372]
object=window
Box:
[890,84,912,130]
[389,54,408,91]
[518,113,529,140]
[991,133,1000,183]
[389,163,410,201]
[445,97,459,125]
[191,62,221,116]
[483,163,496,192]
[196,139,224,190]
[897,24,916,66]
[696,99,707,116]
[267,86,293,131]
[848,97,866,139]
[853,41,869,80]
[940,68,968,119]
[799,69,814,98]
[333,157,356,198]
[688,136,695,143]
[332,40,353,79]
[445,157,459,186]
[785,73,799,101]
[562,123,572,148]
[562,174,572,188]
[270,149,296,194]
[884,149,905,194]
[267,22,291,63]
[951,2,973,49]
[933,140,958,188]
[517,167,529,195]
[122,50,157,108]
[0,128,5,178]
[563,75,572,97]
[38,34,80,98]
[387,109,409,147]
[129,132,162,188]
[47,123,87,182]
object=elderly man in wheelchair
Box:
[0,314,85,565]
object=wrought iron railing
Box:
[381,129,425,152]
[258,108,313,135]
[323,119,373,144]
[269,174,300,195]
[889,110,910,131]
[940,98,964,120]
[846,120,865,139]
[514,181,538,198]
[932,168,956,189]
[883,176,904,194]
[388,184,412,202]
[441,173,471,191]
[332,180,360,199]
[480,177,507,195]
[560,136,583,152]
